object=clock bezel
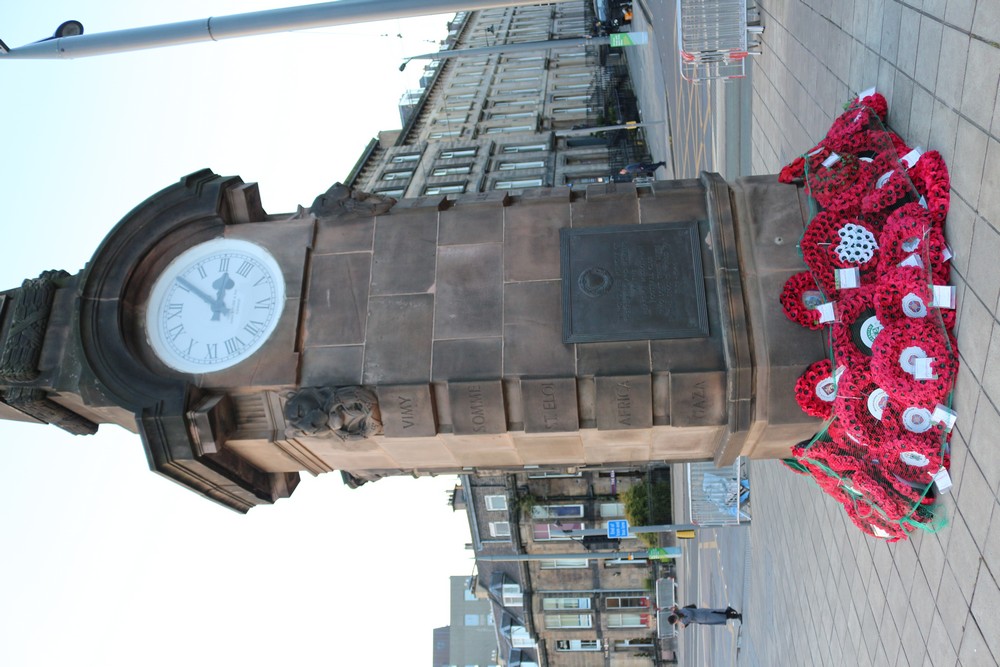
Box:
[144,237,286,374]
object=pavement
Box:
[631,0,1000,665]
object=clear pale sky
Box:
[0,2,475,665]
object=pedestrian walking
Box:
[667,604,742,627]
[619,160,667,178]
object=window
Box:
[447,93,477,100]
[556,640,600,652]
[531,504,584,519]
[430,130,463,139]
[502,143,547,153]
[485,495,507,511]
[498,160,545,170]
[502,583,523,607]
[499,76,540,83]
[501,64,542,72]
[564,153,607,165]
[545,614,593,629]
[375,188,405,197]
[606,612,649,628]
[488,521,510,537]
[452,80,482,88]
[606,596,650,609]
[540,558,588,569]
[382,170,412,181]
[444,102,473,111]
[440,148,477,159]
[484,125,534,135]
[553,94,591,101]
[432,165,473,176]
[435,114,468,124]
[489,111,535,120]
[600,502,626,517]
[554,83,591,90]
[532,522,582,540]
[492,99,534,108]
[464,614,482,626]
[552,106,590,114]
[511,627,535,648]
[614,638,655,649]
[494,88,539,96]
[543,597,591,610]
[555,72,592,79]
[391,154,420,163]
[564,174,609,187]
[495,178,544,190]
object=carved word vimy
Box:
[0,170,823,511]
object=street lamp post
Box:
[0,0,578,60]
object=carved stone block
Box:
[433,244,503,339]
[363,294,433,384]
[370,211,437,296]
[669,371,727,427]
[595,375,652,430]
[520,378,579,433]
[448,380,507,435]
[432,338,503,381]
[503,281,575,376]
[377,384,437,438]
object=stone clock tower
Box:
[0,169,824,512]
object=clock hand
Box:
[176,276,230,317]
[211,273,235,321]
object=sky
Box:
[0,2,477,665]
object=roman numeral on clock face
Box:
[224,337,246,355]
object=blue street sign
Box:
[607,519,630,539]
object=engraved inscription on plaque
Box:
[560,223,709,342]
[377,385,438,437]
[595,375,653,430]
[521,378,579,433]
[669,371,726,427]
[448,381,507,435]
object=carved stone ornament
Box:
[294,182,397,220]
[0,270,69,382]
[1,386,98,436]
[284,386,383,441]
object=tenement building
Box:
[454,469,674,667]
[348,2,644,198]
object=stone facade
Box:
[0,166,825,512]
[349,2,644,200]
[457,470,669,666]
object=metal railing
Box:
[686,458,750,525]
[676,0,750,83]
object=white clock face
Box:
[145,238,286,373]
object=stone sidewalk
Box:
[739,0,1000,665]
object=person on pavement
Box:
[667,604,742,626]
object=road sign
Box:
[607,519,630,538]
[647,546,683,559]
[609,32,649,47]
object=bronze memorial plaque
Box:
[560,222,709,342]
